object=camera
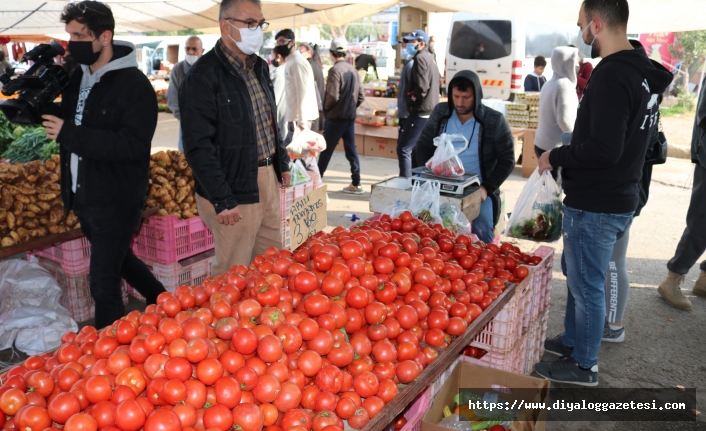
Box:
[0,41,70,125]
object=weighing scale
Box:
[410,167,480,195]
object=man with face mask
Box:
[179,0,290,276]
[41,1,166,328]
[167,36,204,151]
[535,0,672,386]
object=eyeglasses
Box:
[77,3,108,15]
[275,38,292,46]
[225,18,269,31]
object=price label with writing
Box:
[289,185,327,250]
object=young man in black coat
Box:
[42,1,165,328]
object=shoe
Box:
[693,270,706,297]
[342,184,364,195]
[544,335,574,357]
[534,356,599,387]
[658,271,692,310]
[602,321,625,343]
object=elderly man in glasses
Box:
[167,36,204,151]
[179,0,290,275]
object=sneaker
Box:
[342,184,364,195]
[602,321,625,343]
[534,356,599,387]
[544,335,574,357]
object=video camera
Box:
[0,41,70,125]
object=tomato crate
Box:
[280,179,317,221]
[398,386,432,431]
[281,219,290,250]
[27,237,91,276]
[132,215,214,265]
[524,309,549,375]
[519,245,554,331]
[462,335,528,375]
[127,249,215,299]
[32,256,127,323]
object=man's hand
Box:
[281,172,291,188]
[217,207,242,225]
[480,185,488,202]
[538,151,553,174]
[42,115,64,140]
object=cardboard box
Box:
[421,361,549,431]
[364,125,398,159]
[335,123,365,155]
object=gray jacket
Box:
[167,60,191,120]
[535,47,578,151]
[692,76,706,167]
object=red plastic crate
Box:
[32,256,128,323]
[128,249,215,298]
[28,237,91,276]
[132,215,214,265]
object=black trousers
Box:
[79,208,165,328]
[668,163,706,275]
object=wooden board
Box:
[360,283,516,431]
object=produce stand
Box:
[361,284,516,431]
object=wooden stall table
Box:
[512,127,537,178]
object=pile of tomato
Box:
[0,211,540,431]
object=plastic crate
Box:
[127,249,215,298]
[132,215,214,265]
[398,386,432,431]
[28,237,91,276]
[524,309,549,375]
[519,245,554,332]
[280,180,317,221]
[32,257,128,323]
[462,334,528,375]
[281,219,290,250]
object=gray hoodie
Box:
[534,46,579,152]
[71,41,139,192]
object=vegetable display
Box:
[1,126,59,164]
[0,212,542,431]
[146,151,198,220]
[0,155,79,247]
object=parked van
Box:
[445,13,577,100]
[141,35,221,75]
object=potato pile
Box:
[146,150,198,220]
[0,155,79,247]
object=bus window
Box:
[448,20,512,61]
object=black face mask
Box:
[273,44,291,58]
[272,59,280,67]
[68,40,102,65]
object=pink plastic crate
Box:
[280,181,317,220]
[462,335,528,375]
[281,219,290,250]
[519,245,554,332]
[524,309,549,375]
[128,249,215,298]
[28,237,91,276]
[398,387,432,431]
[132,215,214,265]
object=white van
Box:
[445,13,577,100]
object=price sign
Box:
[289,185,327,250]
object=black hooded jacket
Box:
[415,70,515,225]
[548,40,672,214]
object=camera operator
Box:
[41,1,165,329]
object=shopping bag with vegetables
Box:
[505,168,562,242]
[425,133,468,177]
[286,128,327,159]
[407,180,442,224]
[289,161,311,187]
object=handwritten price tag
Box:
[289,185,327,251]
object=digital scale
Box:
[410,167,481,195]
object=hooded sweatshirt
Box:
[535,47,579,152]
[70,41,138,193]
[549,40,672,214]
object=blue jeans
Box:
[397,114,428,177]
[560,205,633,368]
[472,197,494,243]
[318,120,361,186]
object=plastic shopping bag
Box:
[408,180,442,224]
[439,203,471,235]
[286,128,327,158]
[505,168,563,242]
[382,200,410,219]
[425,133,469,177]
[289,161,311,186]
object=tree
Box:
[669,31,706,93]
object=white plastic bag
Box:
[439,203,471,235]
[425,133,468,177]
[286,128,327,158]
[408,180,442,224]
[289,160,312,186]
[505,168,563,242]
[381,200,409,218]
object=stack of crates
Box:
[461,245,554,375]
[27,238,128,322]
[128,215,216,300]
[280,171,322,250]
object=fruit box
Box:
[421,361,549,431]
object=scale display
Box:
[410,167,480,195]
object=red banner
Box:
[639,33,676,71]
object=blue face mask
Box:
[405,43,417,57]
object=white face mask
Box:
[185,54,199,65]
[227,21,263,55]
[577,25,598,59]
